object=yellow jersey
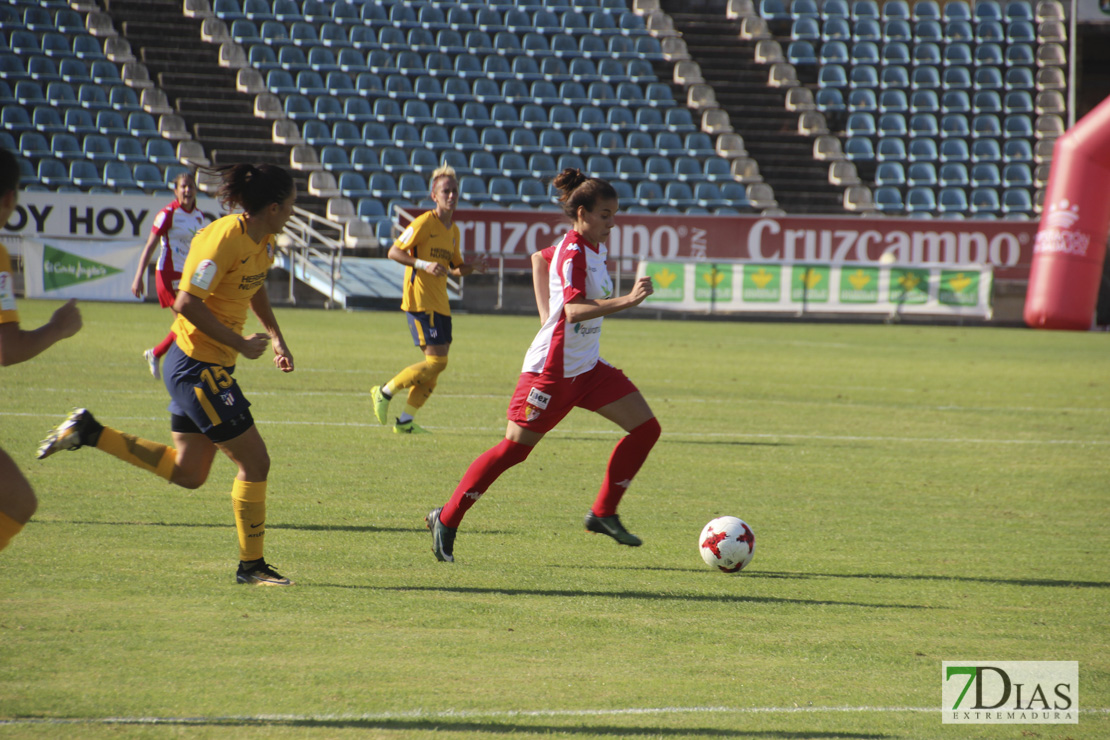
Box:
[395,211,461,316]
[172,213,274,366]
[0,242,20,326]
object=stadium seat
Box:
[876,137,908,161]
[971,138,1002,161]
[878,113,907,137]
[881,65,910,89]
[908,113,939,138]
[937,187,969,214]
[938,162,970,187]
[70,160,104,189]
[910,90,940,113]
[849,88,878,111]
[905,186,937,213]
[1003,139,1034,162]
[883,18,913,41]
[972,90,1003,113]
[939,138,970,162]
[970,163,1001,188]
[972,114,1002,138]
[940,114,970,138]
[969,187,1001,214]
[873,186,903,212]
[145,139,178,166]
[907,137,939,162]
[874,161,906,186]
[103,161,137,190]
[816,88,846,112]
[1001,188,1033,214]
[844,137,875,161]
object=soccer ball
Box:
[699,516,755,573]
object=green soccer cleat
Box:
[37,408,103,460]
[236,559,294,586]
[393,419,430,434]
[584,512,642,547]
[370,385,391,425]
[425,507,457,562]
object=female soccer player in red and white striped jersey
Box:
[425,168,660,562]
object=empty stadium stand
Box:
[1,0,1068,236]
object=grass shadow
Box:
[752,570,1110,589]
[325,583,932,610]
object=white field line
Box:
[1,411,1106,446]
[2,706,1108,726]
[8,386,1108,415]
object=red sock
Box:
[153,331,176,359]
[439,438,532,528]
[591,417,661,517]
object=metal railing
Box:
[280,205,345,309]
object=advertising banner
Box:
[448,210,1036,281]
[21,239,145,301]
[3,192,222,241]
[635,260,993,318]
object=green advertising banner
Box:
[694,263,732,303]
[791,265,830,303]
[839,267,880,304]
[939,270,980,306]
[742,265,781,302]
[637,261,993,318]
[889,268,930,305]
[642,262,684,302]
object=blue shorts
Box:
[163,342,254,443]
[406,311,452,347]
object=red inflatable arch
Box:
[1024,95,1110,330]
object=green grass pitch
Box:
[1,298,1107,739]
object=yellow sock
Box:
[0,511,25,552]
[96,427,175,481]
[404,355,448,411]
[231,479,267,562]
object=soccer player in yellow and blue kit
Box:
[370,164,487,433]
[37,163,297,586]
[0,148,83,553]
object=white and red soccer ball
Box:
[699,516,755,573]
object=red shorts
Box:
[506,359,639,434]
[155,268,181,309]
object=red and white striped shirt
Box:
[152,200,206,284]
[522,230,614,379]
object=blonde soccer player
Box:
[0,147,83,553]
[370,164,487,434]
[38,163,296,586]
[425,168,660,562]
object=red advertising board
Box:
[448,210,1037,280]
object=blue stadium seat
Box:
[972,90,1002,113]
[882,41,911,65]
[945,42,973,66]
[644,156,674,181]
[1003,90,1033,114]
[975,43,1003,66]
[635,181,666,209]
[844,137,875,161]
[853,18,882,42]
[875,161,906,186]
[49,133,81,160]
[103,161,138,190]
[876,138,908,161]
[908,112,939,137]
[704,157,732,182]
[907,137,939,161]
[823,17,852,40]
[880,89,909,113]
[820,40,850,64]
[873,186,903,212]
[975,20,1004,43]
[73,36,106,61]
[971,138,1002,161]
[913,42,942,65]
[1001,188,1033,214]
[70,160,103,189]
[914,19,943,42]
[910,66,940,89]
[938,163,970,187]
[878,112,907,137]
[970,163,1001,187]
[846,112,877,137]
[1003,139,1033,162]
[1002,163,1033,188]
[937,187,968,214]
[972,113,1002,138]
[37,158,70,188]
[905,187,937,213]
[63,108,97,136]
[881,65,910,89]
[883,18,913,41]
[787,40,818,65]
[112,137,144,163]
[33,107,66,135]
[940,113,970,138]
[1003,114,1033,139]
[818,64,848,87]
[850,65,880,88]
[945,19,974,42]
[848,88,877,111]
[46,82,77,107]
[81,133,115,163]
[906,162,938,187]
[910,90,940,112]
[816,87,846,112]
[969,187,1000,214]
[791,16,821,40]
[78,83,111,111]
[1007,19,1036,43]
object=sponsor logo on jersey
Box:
[192,259,218,290]
[526,387,551,409]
